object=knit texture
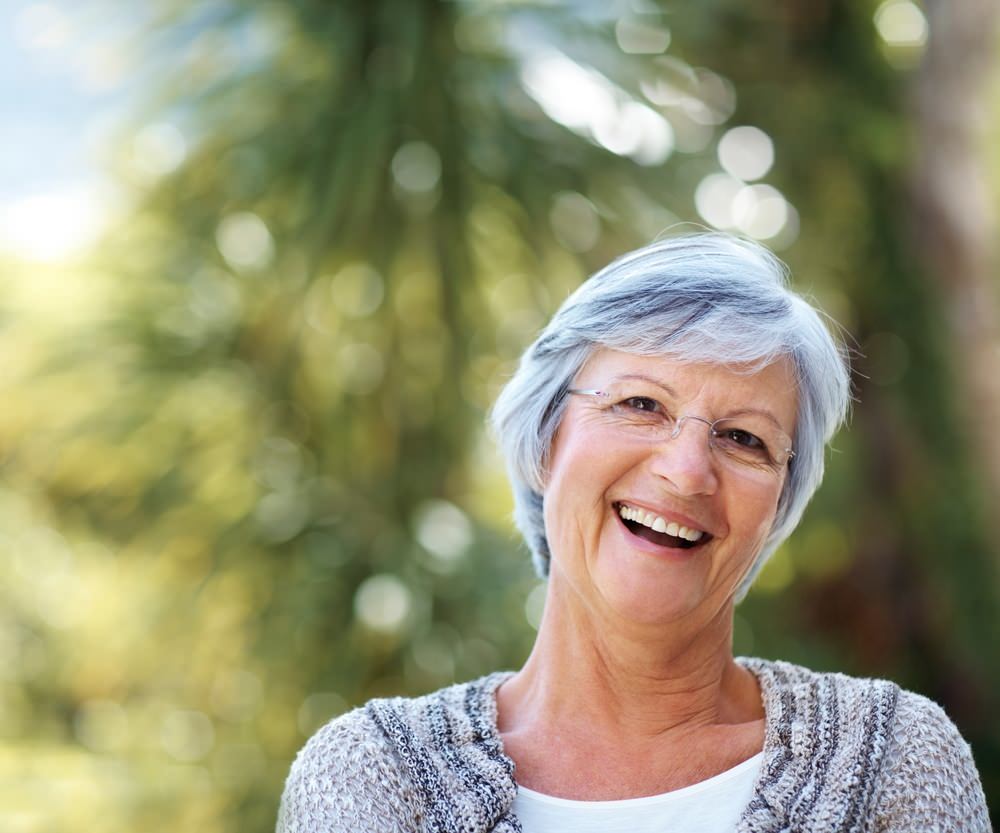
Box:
[276,658,991,832]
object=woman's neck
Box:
[495,584,765,798]
[498,583,761,743]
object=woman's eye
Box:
[720,428,764,449]
[622,396,660,412]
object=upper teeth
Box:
[618,504,704,542]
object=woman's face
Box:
[542,348,798,629]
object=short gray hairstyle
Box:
[490,232,850,600]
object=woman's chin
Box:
[594,564,708,628]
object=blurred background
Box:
[1,0,998,829]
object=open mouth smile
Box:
[614,502,711,550]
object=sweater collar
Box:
[370,659,898,833]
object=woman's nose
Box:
[648,418,719,496]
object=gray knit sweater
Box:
[277,658,990,832]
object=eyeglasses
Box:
[567,382,795,476]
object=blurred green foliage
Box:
[1,1,998,830]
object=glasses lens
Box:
[570,383,792,474]
[710,418,789,470]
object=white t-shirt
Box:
[512,752,762,833]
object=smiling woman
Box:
[539,352,797,629]
[277,233,990,833]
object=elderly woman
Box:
[278,233,989,832]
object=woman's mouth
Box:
[614,502,710,550]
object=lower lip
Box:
[613,511,704,558]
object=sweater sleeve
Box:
[276,708,423,833]
[872,690,990,832]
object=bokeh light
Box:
[874,0,929,49]
[391,141,442,194]
[215,212,275,272]
[354,575,413,633]
[414,500,473,567]
[615,17,671,55]
[695,174,797,245]
[694,172,744,229]
[717,125,774,181]
[521,50,674,165]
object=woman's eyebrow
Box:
[615,373,787,429]
[724,406,788,430]
[613,373,678,396]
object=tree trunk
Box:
[910,0,1000,523]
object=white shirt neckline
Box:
[514,751,764,808]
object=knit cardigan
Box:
[277,658,991,832]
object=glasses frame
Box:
[566,387,796,471]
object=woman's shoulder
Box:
[877,685,990,830]
[276,702,417,832]
[740,654,899,695]
[738,656,989,831]
[739,655,972,732]
[276,672,517,833]
[739,655,976,758]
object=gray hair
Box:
[490,232,851,600]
